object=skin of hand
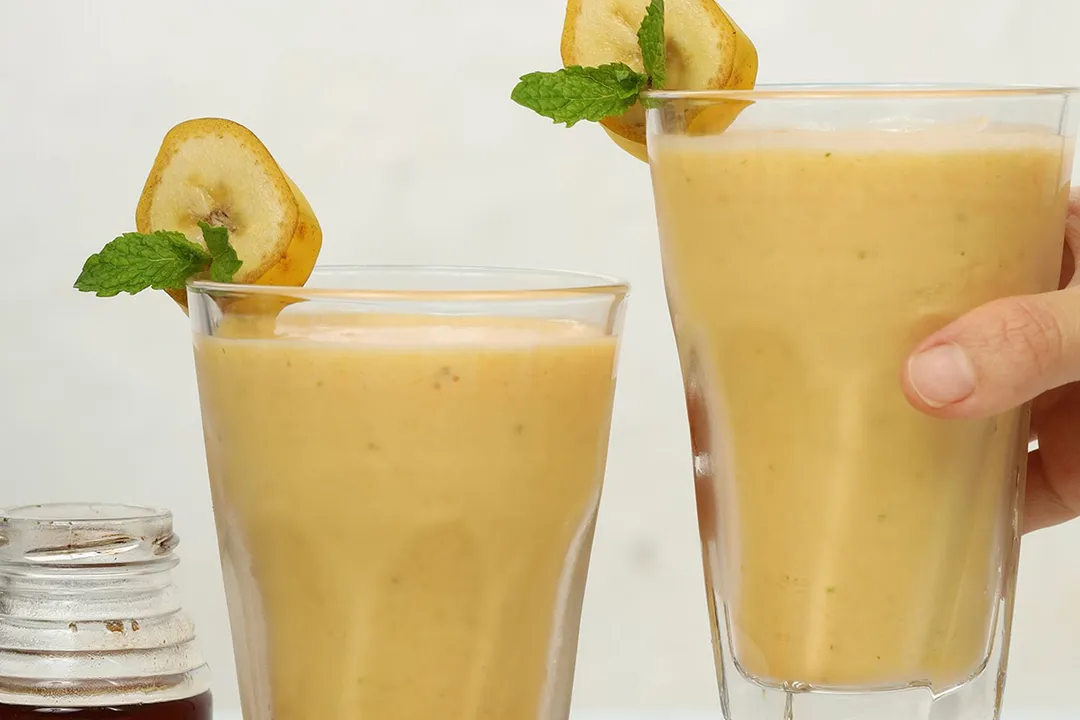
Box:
[902,189,1080,534]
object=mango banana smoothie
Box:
[193,312,619,720]
[72,114,627,720]
[650,127,1071,689]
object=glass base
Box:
[712,594,1014,720]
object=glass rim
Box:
[0,503,171,525]
[187,264,631,300]
[642,82,1080,102]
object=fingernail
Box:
[907,343,977,408]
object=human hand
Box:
[902,189,1080,534]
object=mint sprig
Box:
[198,221,243,283]
[74,224,243,297]
[638,0,666,89]
[511,64,649,127]
[512,0,665,126]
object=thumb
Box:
[902,287,1080,418]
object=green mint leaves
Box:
[638,0,666,89]
[511,65,649,127]
[511,0,666,126]
[74,223,243,297]
[199,221,243,283]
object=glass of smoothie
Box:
[645,85,1078,720]
[186,266,628,720]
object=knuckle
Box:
[984,297,1065,380]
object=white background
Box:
[2,0,1079,718]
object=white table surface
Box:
[571,717,1048,720]
[214,713,1052,719]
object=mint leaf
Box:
[75,232,212,297]
[75,225,246,297]
[199,222,243,283]
[638,0,666,89]
[512,0,668,127]
[511,64,648,127]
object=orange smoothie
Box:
[650,128,1071,689]
[193,313,618,720]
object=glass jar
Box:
[0,503,212,718]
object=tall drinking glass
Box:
[187,267,628,720]
[645,85,1079,720]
